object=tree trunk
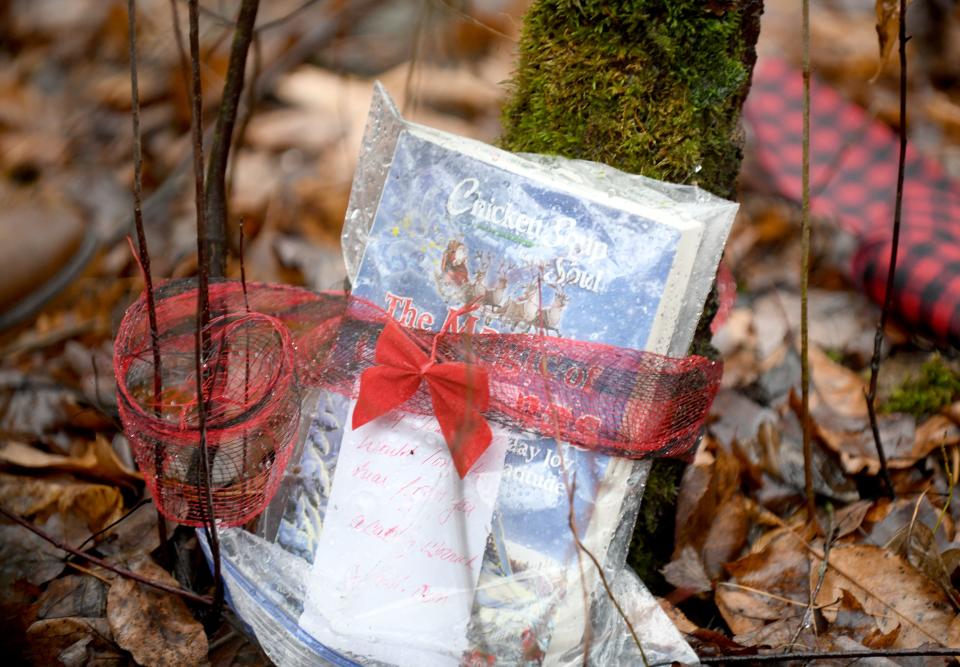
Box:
[499,0,763,586]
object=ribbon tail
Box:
[426,365,492,478]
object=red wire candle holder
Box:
[114,279,301,527]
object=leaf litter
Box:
[3,0,960,663]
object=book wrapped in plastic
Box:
[116,85,739,665]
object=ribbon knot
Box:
[352,314,492,478]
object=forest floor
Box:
[1,0,960,664]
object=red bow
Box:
[352,318,492,478]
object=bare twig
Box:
[187,0,223,621]
[567,480,649,667]
[533,273,646,665]
[864,0,908,501]
[0,505,213,606]
[204,0,260,277]
[226,32,261,202]
[127,0,170,556]
[799,0,815,520]
[73,498,152,553]
[689,647,960,665]
[788,506,834,650]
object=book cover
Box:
[299,127,704,664]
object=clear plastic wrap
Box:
[208,83,738,666]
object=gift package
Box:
[120,84,738,666]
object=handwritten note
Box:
[299,404,508,665]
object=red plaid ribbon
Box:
[744,57,960,347]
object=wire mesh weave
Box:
[115,279,722,526]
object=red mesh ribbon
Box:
[114,279,723,525]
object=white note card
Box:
[300,404,508,665]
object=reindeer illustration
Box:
[462,252,491,304]
[498,283,540,331]
[480,260,512,324]
[539,287,568,335]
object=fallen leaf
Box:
[670,440,748,581]
[717,527,812,643]
[662,545,712,594]
[25,616,123,667]
[0,438,142,488]
[886,521,960,607]
[811,400,917,475]
[106,556,207,667]
[760,409,860,503]
[866,496,954,551]
[208,623,272,667]
[94,502,160,560]
[809,346,868,419]
[0,371,81,441]
[0,517,67,586]
[874,0,914,80]
[656,597,698,634]
[0,473,124,544]
[833,499,874,539]
[37,575,108,620]
[813,544,960,648]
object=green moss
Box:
[627,459,684,592]
[500,0,756,199]
[882,355,960,419]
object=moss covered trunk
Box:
[500,0,763,585]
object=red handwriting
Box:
[420,539,478,568]
[413,583,450,605]
[356,436,417,458]
[422,448,450,469]
[390,475,449,504]
[351,460,389,487]
[350,514,408,543]
[438,498,475,526]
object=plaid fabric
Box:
[743,57,960,348]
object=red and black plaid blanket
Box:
[743,57,960,348]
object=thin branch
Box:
[0,505,213,606]
[226,32,261,202]
[187,0,223,621]
[691,647,960,665]
[73,498,152,553]
[788,506,834,650]
[127,0,170,556]
[204,0,260,277]
[800,0,815,520]
[864,0,908,500]
[569,488,649,667]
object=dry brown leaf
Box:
[208,626,272,667]
[0,437,141,488]
[0,473,124,543]
[717,528,811,642]
[0,518,66,586]
[662,545,712,594]
[833,499,874,539]
[811,401,917,475]
[37,575,108,620]
[813,544,960,648]
[656,597,698,634]
[866,496,954,550]
[913,412,960,461]
[25,616,123,667]
[94,502,160,560]
[702,495,750,579]
[874,0,914,80]
[810,346,868,418]
[106,557,207,667]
